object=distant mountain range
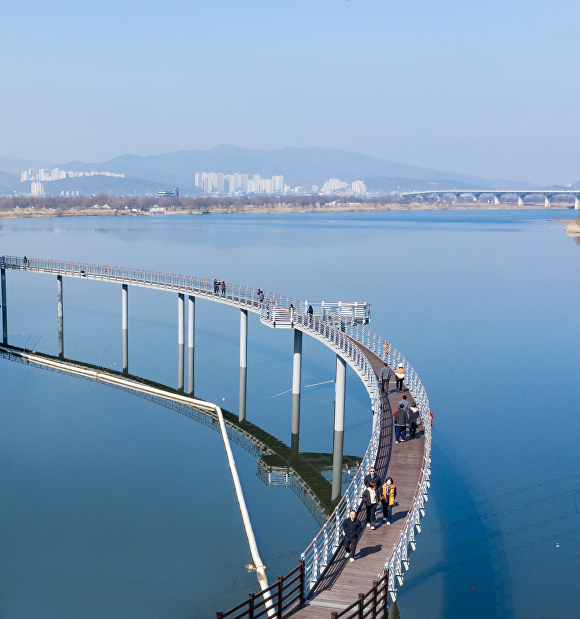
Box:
[1,145,577,196]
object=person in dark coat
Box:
[408,405,420,438]
[307,304,314,324]
[342,509,363,562]
[361,481,380,529]
[363,467,381,495]
[220,280,226,297]
[394,403,408,443]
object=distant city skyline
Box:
[193,172,367,197]
[21,168,125,183]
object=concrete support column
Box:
[239,309,248,422]
[122,284,128,374]
[187,295,195,395]
[57,275,64,358]
[332,354,347,501]
[178,293,185,393]
[1,268,7,345]
[544,195,551,208]
[291,329,302,457]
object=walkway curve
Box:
[0,255,432,613]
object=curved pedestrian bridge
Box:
[0,255,431,618]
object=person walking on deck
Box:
[381,477,396,525]
[380,362,391,393]
[307,304,314,325]
[362,481,380,529]
[408,405,420,438]
[397,394,410,413]
[395,363,405,391]
[220,280,226,297]
[364,467,381,500]
[394,403,408,443]
[342,510,363,563]
[213,279,219,294]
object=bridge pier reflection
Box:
[57,275,64,359]
[332,354,346,501]
[1,268,7,344]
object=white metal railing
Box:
[260,308,432,601]
[0,255,371,325]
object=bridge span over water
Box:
[0,255,432,619]
[401,188,580,208]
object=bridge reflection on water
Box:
[0,344,361,528]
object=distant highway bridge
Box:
[400,189,580,209]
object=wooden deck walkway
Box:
[289,342,426,618]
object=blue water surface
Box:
[0,208,579,619]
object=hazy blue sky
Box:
[2,0,579,184]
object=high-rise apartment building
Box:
[351,180,367,194]
[30,181,44,196]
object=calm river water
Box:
[1,210,579,619]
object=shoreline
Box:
[1,202,578,220]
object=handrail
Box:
[330,572,389,619]
[0,255,371,324]
[216,561,305,619]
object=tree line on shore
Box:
[0,194,404,212]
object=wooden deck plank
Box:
[289,342,425,617]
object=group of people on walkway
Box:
[212,279,226,297]
[380,362,421,443]
[340,358,424,563]
[341,470,397,563]
[379,361,406,393]
[394,394,421,443]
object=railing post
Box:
[277,576,283,617]
[298,559,305,605]
[216,613,223,619]
[248,592,255,619]
[358,593,364,619]
[372,580,378,618]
